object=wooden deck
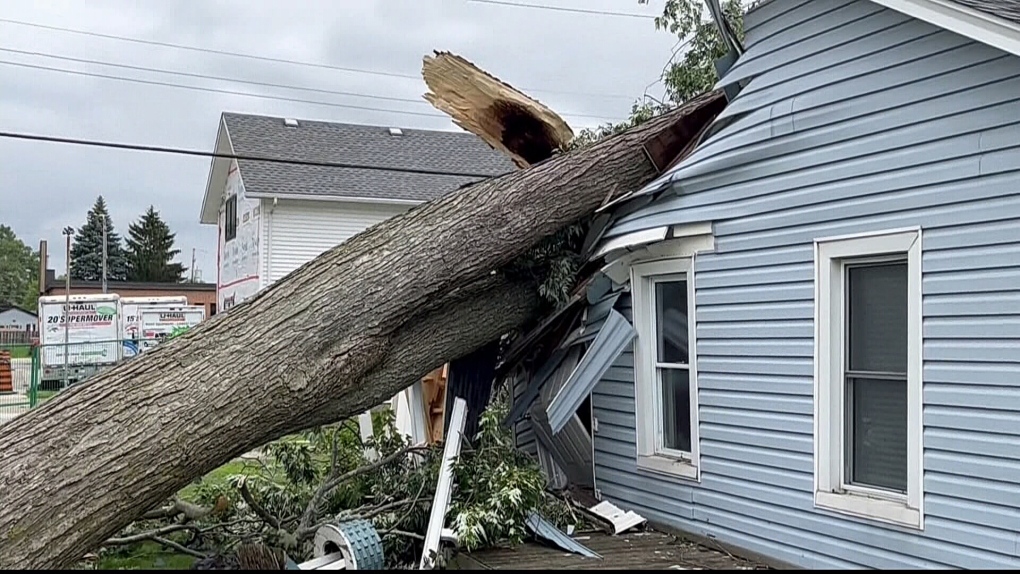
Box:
[449,529,767,570]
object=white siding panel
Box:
[267,199,410,283]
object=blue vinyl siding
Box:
[589,0,1020,569]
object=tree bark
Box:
[0,96,721,569]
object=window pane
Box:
[848,377,907,492]
[660,368,691,453]
[848,262,908,373]
[655,280,688,364]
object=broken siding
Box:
[590,0,1020,569]
[590,295,702,532]
[512,370,538,457]
[547,309,635,434]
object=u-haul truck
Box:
[37,294,123,387]
[120,296,189,358]
[137,306,206,353]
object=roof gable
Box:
[0,304,36,318]
[199,113,516,224]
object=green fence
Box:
[0,343,39,422]
[0,337,173,423]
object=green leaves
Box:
[659,0,745,104]
[0,225,39,310]
[449,400,548,551]
[569,0,746,151]
[506,220,588,311]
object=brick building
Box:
[40,270,217,318]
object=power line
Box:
[465,0,655,19]
[0,17,636,100]
[0,130,510,179]
[0,47,620,121]
[0,47,426,106]
[0,59,448,119]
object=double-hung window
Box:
[632,258,699,480]
[814,228,923,529]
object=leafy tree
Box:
[0,225,40,311]
[70,196,129,282]
[656,0,745,104]
[571,0,745,148]
[125,206,186,282]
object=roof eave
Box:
[871,0,1020,57]
[199,116,234,225]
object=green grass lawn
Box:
[177,459,252,501]
[98,541,197,571]
[1,346,32,359]
[97,459,260,570]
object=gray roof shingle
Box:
[222,113,517,203]
[949,0,1020,24]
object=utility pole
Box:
[101,213,108,294]
[62,226,74,389]
[190,248,196,283]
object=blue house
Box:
[507,0,1020,568]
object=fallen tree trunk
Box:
[0,92,724,569]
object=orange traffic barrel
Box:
[0,350,13,394]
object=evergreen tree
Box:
[125,206,186,282]
[70,196,129,281]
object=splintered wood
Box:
[421,51,574,168]
[421,364,448,444]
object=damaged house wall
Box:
[510,0,1020,570]
[517,0,1020,570]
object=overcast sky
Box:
[0,0,680,282]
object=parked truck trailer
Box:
[120,296,189,358]
[137,305,206,352]
[37,294,122,388]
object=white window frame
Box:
[813,227,924,530]
[631,256,700,481]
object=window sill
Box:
[637,454,699,481]
[815,490,921,530]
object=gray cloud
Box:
[0,0,677,282]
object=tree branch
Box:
[381,478,430,536]
[106,524,197,545]
[152,536,207,559]
[104,525,207,560]
[384,529,425,541]
[237,477,281,531]
[297,442,429,534]
[140,498,213,522]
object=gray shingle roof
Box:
[949,0,1020,24]
[222,113,517,203]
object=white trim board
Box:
[812,227,924,530]
[630,255,702,482]
[871,0,1020,57]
